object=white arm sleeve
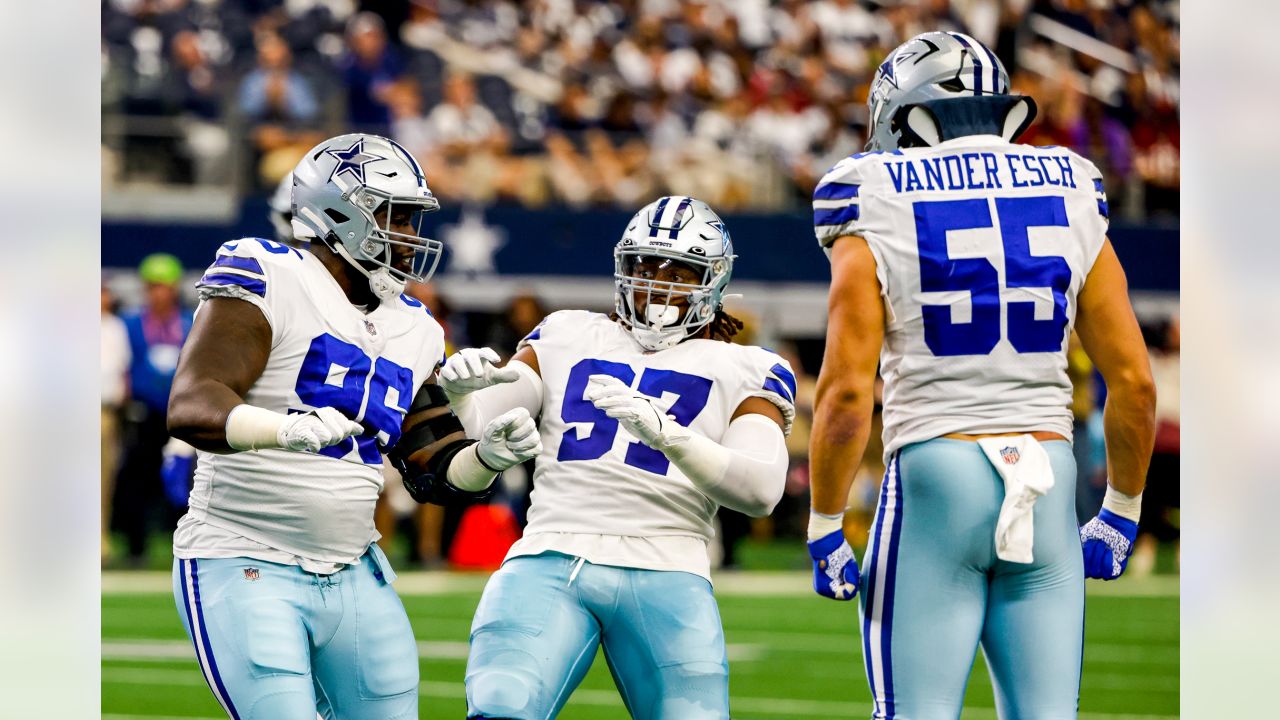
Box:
[449,360,544,436]
[445,443,499,492]
[663,413,789,517]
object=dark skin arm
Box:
[169,205,423,453]
[395,375,470,468]
[1073,239,1156,496]
[809,236,885,515]
[167,297,272,453]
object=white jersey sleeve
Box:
[734,347,798,436]
[194,237,306,333]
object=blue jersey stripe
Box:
[768,362,798,400]
[762,377,794,403]
[212,254,264,276]
[1093,178,1105,193]
[1097,199,1110,219]
[200,273,267,297]
[814,204,860,226]
[814,182,861,201]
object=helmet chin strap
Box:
[330,237,404,301]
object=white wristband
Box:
[224,404,289,451]
[1101,486,1143,523]
[808,509,845,542]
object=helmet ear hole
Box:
[324,208,351,224]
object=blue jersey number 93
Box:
[558,358,713,476]
[916,195,1072,356]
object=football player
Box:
[165,133,541,719]
[805,32,1156,718]
[437,196,796,719]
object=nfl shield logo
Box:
[1000,447,1020,465]
[364,320,377,336]
[243,567,260,582]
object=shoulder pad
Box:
[814,155,880,247]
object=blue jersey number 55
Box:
[915,195,1073,356]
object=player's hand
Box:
[808,529,860,601]
[1080,509,1139,580]
[476,407,542,472]
[439,347,521,398]
[584,374,687,450]
[277,407,364,453]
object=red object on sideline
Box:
[448,504,520,570]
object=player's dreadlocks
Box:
[708,308,744,343]
[610,308,744,344]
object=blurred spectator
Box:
[160,30,231,184]
[111,254,193,566]
[411,72,515,203]
[484,291,549,359]
[338,12,406,134]
[101,286,131,563]
[103,0,1180,216]
[164,30,221,122]
[239,31,324,187]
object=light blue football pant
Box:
[465,552,730,719]
[859,439,1084,720]
[171,545,418,720]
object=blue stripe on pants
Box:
[183,559,241,719]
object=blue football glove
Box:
[808,529,860,600]
[1080,509,1139,580]
[160,438,196,508]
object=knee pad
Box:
[466,649,544,720]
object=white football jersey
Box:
[173,238,445,570]
[813,135,1110,460]
[510,310,795,576]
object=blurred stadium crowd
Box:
[103,0,1179,219]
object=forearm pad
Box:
[389,383,494,505]
[393,438,495,505]
[664,414,788,517]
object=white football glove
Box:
[277,407,364,454]
[475,407,543,472]
[584,374,689,450]
[439,347,522,399]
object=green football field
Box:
[102,571,1177,719]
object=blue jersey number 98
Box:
[293,334,414,464]
[916,195,1072,356]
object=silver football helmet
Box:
[292,133,443,300]
[867,31,1012,151]
[614,196,735,352]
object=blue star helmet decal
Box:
[878,55,899,87]
[325,138,385,185]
